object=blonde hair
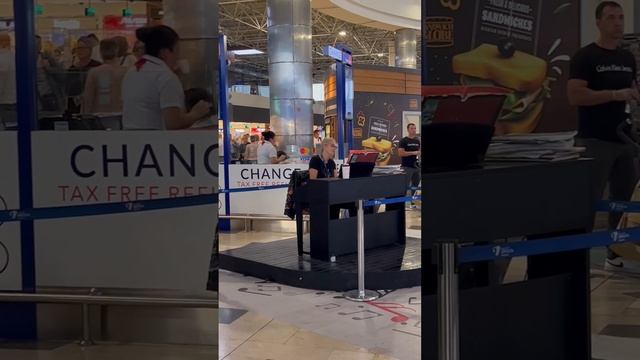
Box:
[321,137,337,153]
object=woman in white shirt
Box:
[121,25,210,130]
[257,131,287,164]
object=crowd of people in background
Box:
[0,25,300,166]
[0,25,219,131]
[32,33,146,116]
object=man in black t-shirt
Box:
[568,1,640,269]
[399,123,421,208]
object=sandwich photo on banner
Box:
[352,93,421,166]
[423,0,580,134]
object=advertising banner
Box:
[0,133,21,291]
[352,92,421,165]
[219,164,304,216]
[31,132,217,291]
[423,0,581,134]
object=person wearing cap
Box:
[313,129,322,154]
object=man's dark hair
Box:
[596,1,622,19]
[262,131,276,142]
[136,25,179,57]
[407,123,416,129]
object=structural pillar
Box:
[388,41,396,67]
[267,0,314,159]
[163,0,218,96]
[395,28,417,69]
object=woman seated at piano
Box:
[308,138,356,219]
[309,138,338,180]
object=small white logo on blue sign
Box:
[611,231,631,243]
[125,203,145,212]
[492,245,515,257]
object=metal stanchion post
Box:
[80,303,94,346]
[438,240,459,360]
[344,199,379,302]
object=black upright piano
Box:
[295,174,407,261]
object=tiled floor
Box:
[219,209,640,360]
[218,208,422,360]
[4,208,640,359]
[219,311,399,360]
[219,270,421,360]
[590,259,640,360]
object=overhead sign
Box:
[324,45,343,61]
[53,19,80,30]
[342,51,353,66]
[324,45,353,66]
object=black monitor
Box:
[341,151,377,178]
[421,86,508,171]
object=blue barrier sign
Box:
[0,194,217,223]
[596,200,640,213]
[458,226,640,264]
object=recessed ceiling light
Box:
[338,30,347,36]
[377,53,384,57]
[231,49,264,56]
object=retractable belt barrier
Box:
[365,195,421,206]
[218,184,289,193]
[437,198,640,360]
[0,184,635,229]
[458,226,640,264]
[0,194,218,223]
[0,184,421,223]
[596,200,640,213]
[448,199,640,264]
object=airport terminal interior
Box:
[1,1,640,360]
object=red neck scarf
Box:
[134,57,147,71]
